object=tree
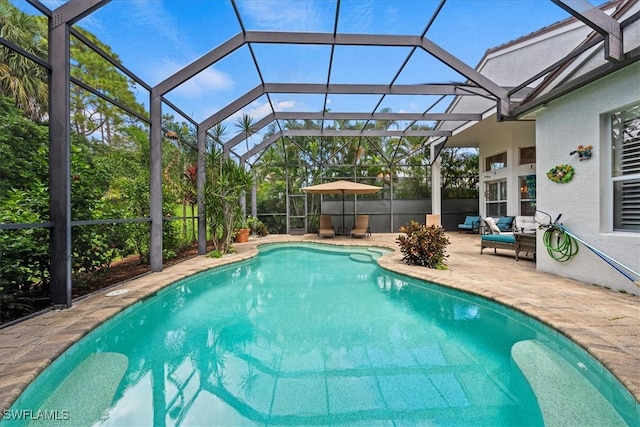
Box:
[205,151,252,254]
[235,113,256,155]
[69,29,147,144]
[0,100,48,320]
[440,147,479,198]
[0,96,48,198]
[0,0,48,120]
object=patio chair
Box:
[458,215,481,233]
[350,214,370,238]
[318,215,335,238]
[481,217,517,255]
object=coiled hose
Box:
[543,225,579,262]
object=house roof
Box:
[432,0,638,149]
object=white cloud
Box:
[241,102,273,120]
[236,0,326,32]
[273,100,296,110]
[151,59,234,98]
[173,68,234,97]
[127,0,186,51]
[232,99,298,121]
[341,0,375,33]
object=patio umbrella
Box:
[301,180,382,231]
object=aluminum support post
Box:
[149,94,163,271]
[430,143,442,217]
[48,21,72,308]
[251,174,257,219]
[48,0,110,307]
[389,173,394,233]
[197,127,207,255]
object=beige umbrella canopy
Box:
[302,180,382,230]
[301,180,382,195]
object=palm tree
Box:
[234,113,256,155]
[0,0,48,120]
[209,123,227,153]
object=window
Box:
[485,180,507,217]
[611,103,640,232]
[485,152,507,171]
[519,175,536,216]
[519,146,536,165]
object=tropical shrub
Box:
[205,152,252,253]
[208,249,224,258]
[396,221,450,269]
[247,215,269,237]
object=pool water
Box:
[5,243,638,426]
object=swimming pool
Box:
[4,243,637,426]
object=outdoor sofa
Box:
[457,215,482,233]
[480,216,537,261]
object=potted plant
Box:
[234,217,251,243]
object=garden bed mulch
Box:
[1,244,213,326]
[73,243,213,298]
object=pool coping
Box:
[0,233,638,413]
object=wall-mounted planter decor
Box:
[547,164,575,183]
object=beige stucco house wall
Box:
[434,0,639,294]
[535,62,639,295]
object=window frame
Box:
[484,152,507,172]
[485,179,507,217]
[519,175,536,216]
[519,146,536,165]
[610,102,640,232]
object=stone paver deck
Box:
[0,233,638,413]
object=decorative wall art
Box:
[546,164,575,183]
[570,144,593,160]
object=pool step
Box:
[37,352,129,427]
[511,340,626,426]
[350,253,375,263]
[367,247,390,258]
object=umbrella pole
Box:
[342,190,345,231]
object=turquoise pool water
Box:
[5,243,638,426]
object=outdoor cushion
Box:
[458,215,481,231]
[515,216,537,233]
[318,215,335,238]
[496,216,515,232]
[481,234,516,244]
[351,214,370,238]
[484,217,502,234]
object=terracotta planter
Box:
[235,228,250,243]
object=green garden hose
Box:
[543,226,579,262]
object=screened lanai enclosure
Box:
[0,0,633,318]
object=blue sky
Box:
[15,0,605,148]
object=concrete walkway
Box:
[0,232,638,413]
